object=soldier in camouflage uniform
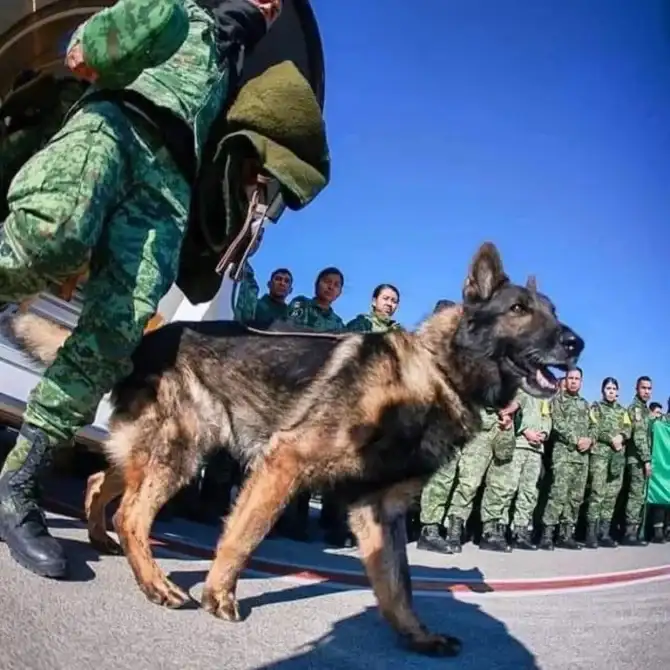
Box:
[621,376,654,546]
[416,300,460,553]
[583,377,632,548]
[279,267,345,541]
[345,283,403,333]
[286,266,345,332]
[319,283,403,547]
[254,267,293,325]
[0,0,330,579]
[479,388,552,551]
[433,403,518,554]
[539,367,597,550]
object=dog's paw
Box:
[201,587,242,622]
[88,531,123,556]
[405,632,462,657]
[140,574,189,609]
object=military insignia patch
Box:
[589,408,599,423]
[541,400,551,417]
[634,407,642,422]
[623,412,632,426]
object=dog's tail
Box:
[1,310,70,367]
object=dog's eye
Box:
[510,303,529,315]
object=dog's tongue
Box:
[535,368,556,390]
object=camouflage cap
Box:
[73,0,189,89]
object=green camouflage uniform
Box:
[541,390,597,538]
[1,78,90,219]
[345,311,402,333]
[233,262,260,323]
[287,295,345,331]
[0,0,331,579]
[419,447,462,527]
[585,401,631,529]
[480,390,552,531]
[0,0,216,456]
[255,293,289,325]
[441,408,515,549]
[625,396,652,529]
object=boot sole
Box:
[0,532,68,579]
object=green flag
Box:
[647,419,670,505]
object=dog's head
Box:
[427,242,584,409]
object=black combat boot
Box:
[445,515,463,554]
[0,425,68,578]
[416,524,452,554]
[651,526,667,544]
[598,522,618,548]
[538,524,555,551]
[514,526,537,550]
[479,522,512,553]
[555,523,581,550]
[620,524,648,547]
[584,521,599,549]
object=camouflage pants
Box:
[419,447,462,526]
[0,101,189,451]
[448,430,495,522]
[542,449,589,526]
[625,461,647,526]
[480,448,542,528]
[585,453,624,524]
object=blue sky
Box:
[253,0,670,403]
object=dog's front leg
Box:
[349,500,462,658]
[201,443,303,621]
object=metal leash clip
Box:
[215,174,271,281]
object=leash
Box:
[222,176,347,341]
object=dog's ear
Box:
[463,242,509,303]
[526,275,537,292]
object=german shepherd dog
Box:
[6,242,583,657]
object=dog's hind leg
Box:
[85,467,125,555]
[113,455,192,609]
[348,486,462,658]
[201,442,304,622]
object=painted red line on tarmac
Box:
[45,496,670,594]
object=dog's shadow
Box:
[167,562,538,669]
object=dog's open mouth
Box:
[506,356,568,398]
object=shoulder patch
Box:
[622,411,631,426]
[634,407,642,422]
[589,408,599,423]
[540,400,551,416]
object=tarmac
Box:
[1,428,670,669]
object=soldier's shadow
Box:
[168,562,538,670]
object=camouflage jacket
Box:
[589,400,632,458]
[287,295,345,332]
[345,311,403,333]
[550,390,597,461]
[476,406,516,462]
[255,294,289,326]
[626,396,652,465]
[233,262,259,323]
[515,389,552,454]
[1,78,89,217]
